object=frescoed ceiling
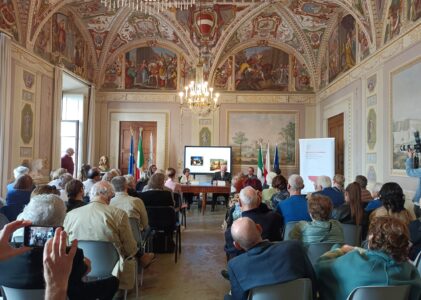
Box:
[2,0,420,89]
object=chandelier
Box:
[179,60,220,117]
[101,0,195,13]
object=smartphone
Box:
[23,225,58,248]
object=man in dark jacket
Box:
[225,217,316,300]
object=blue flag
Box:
[273,144,280,174]
[128,132,135,176]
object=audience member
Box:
[365,182,383,213]
[355,175,373,204]
[225,217,316,300]
[77,164,91,182]
[406,149,421,217]
[289,194,344,246]
[0,194,118,299]
[370,182,414,225]
[6,174,33,206]
[316,217,421,300]
[314,175,345,207]
[212,164,232,211]
[102,171,115,182]
[242,176,262,192]
[31,185,60,197]
[224,186,283,260]
[261,172,277,205]
[270,174,289,210]
[139,173,174,207]
[246,167,257,179]
[179,168,194,209]
[65,179,86,212]
[165,167,180,193]
[6,165,29,193]
[124,174,139,198]
[83,167,101,198]
[332,174,345,192]
[49,168,67,188]
[332,182,364,226]
[58,173,73,202]
[111,176,149,232]
[61,148,75,176]
[0,220,31,261]
[277,174,311,224]
[64,181,140,291]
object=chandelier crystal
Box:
[179,61,220,117]
[101,0,195,13]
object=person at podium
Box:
[211,164,232,211]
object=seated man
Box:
[313,175,345,207]
[277,174,311,224]
[225,217,316,300]
[64,181,143,291]
[224,186,283,260]
[212,164,232,211]
[139,173,174,207]
[83,167,101,200]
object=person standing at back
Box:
[61,148,75,177]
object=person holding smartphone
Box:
[406,149,421,217]
[0,194,119,299]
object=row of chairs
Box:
[247,278,411,300]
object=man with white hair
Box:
[64,181,141,291]
[224,186,283,260]
[314,175,345,207]
[61,148,75,176]
[6,165,30,193]
[224,217,316,300]
[276,174,311,224]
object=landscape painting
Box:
[391,59,421,171]
[234,46,289,91]
[227,111,298,167]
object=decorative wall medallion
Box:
[23,71,35,89]
[367,74,376,92]
[367,165,377,182]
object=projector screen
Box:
[184,146,232,175]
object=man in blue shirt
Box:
[314,175,345,208]
[406,149,421,217]
[277,174,311,224]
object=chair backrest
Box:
[129,217,143,246]
[307,242,337,265]
[248,278,312,300]
[414,251,421,275]
[346,285,411,300]
[1,286,45,300]
[146,206,177,231]
[77,241,119,278]
[341,223,362,246]
[0,212,9,230]
[283,221,299,241]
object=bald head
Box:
[231,217,262,251]
[239,186,259,210]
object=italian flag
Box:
[136,129,144,180]
[257,144,264,185]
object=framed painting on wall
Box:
[227,111,298,168]
[391,58,421,172]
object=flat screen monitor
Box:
[184,146,232,175]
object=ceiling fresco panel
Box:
[0,0,19,40]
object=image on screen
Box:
[210,159,227,171]
[28,226,55,247]
[184,146,232,174]
[190,156,204,166]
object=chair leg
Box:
[135,259,139,298]
[124,289,128,300]
[140,265,144,287]
[178,227,181,254]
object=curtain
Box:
[0,33,12,197]
[87,85,96,165]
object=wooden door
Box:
[328,113,344,176]
[119,121,157,175]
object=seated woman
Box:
[58,173,73,202]
[65,179,86,212]
[165,167,180,193]
[4,175,33,221]
[289,194,344,246]
[179,168,194,209]
[316,216,421,300]
[139,172,174,207]
[261,172,278,207]
[332,182,364,226]
[370,182,414,225]
[0,194,119,300]
[270,175,289,210]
